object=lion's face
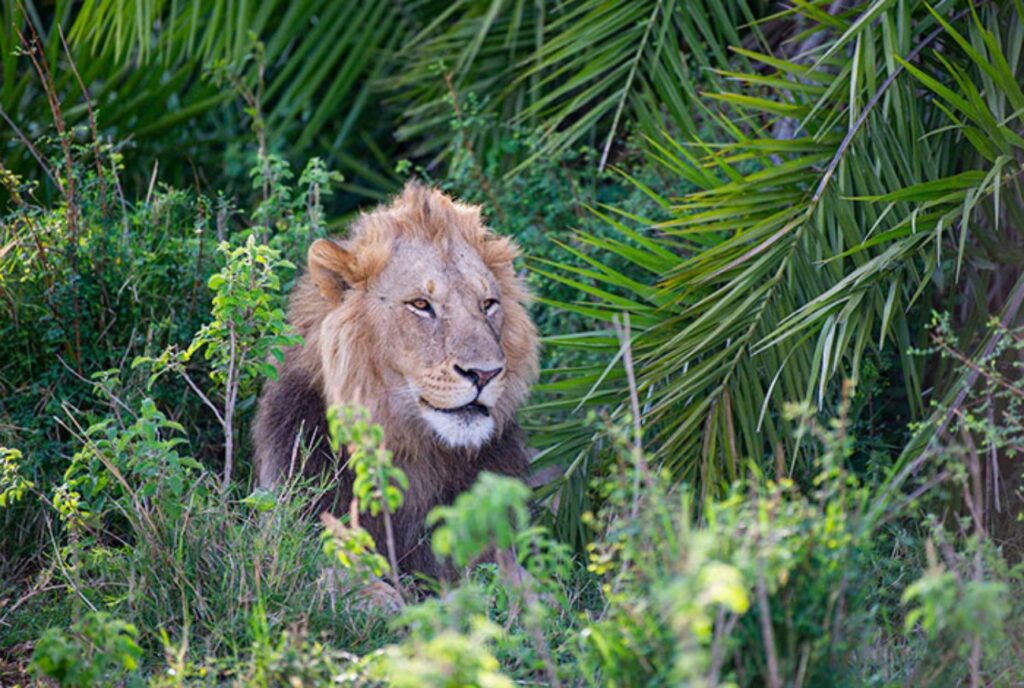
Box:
[368,238,509,447]
[306,184,537,451]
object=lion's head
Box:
[297,183,538,451]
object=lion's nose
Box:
[454,365,503,390]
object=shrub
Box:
[30,612,142,688]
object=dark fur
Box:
[252,355,529,580]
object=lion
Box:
[252,182,539,587]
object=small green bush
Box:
[30,612,143,688]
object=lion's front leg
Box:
[319,567,403,615]
[492,546,533,590]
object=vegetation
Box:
[2,1,1023,685]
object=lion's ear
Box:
[480,234,519,269]
[308,239,358,304]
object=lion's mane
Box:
[252,183,539,578]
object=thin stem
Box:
[180,369,226,427]
[495,548,561,688]
[378,496,406,606]
[58,25,107,206]
[613,312,653,519]
[598,0,662,171]
[756,564,782,688]
[222,327,237,491]
[813,5,975,202]
[443,71,506,223]
[0,103,60,192]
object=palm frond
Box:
[534,1,1024,503]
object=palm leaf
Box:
[532,1,1024,507]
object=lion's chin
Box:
[420,407,496,449]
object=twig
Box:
[145,160,160,207]
[494,549,562,688]
[179,369,226,426]
[17,15,83,369]
[44,513,97,619]
[443,72,506,223]
[875,469,951,528]
[708,608,740,685]
[936,271,1024,438]
[57,409,161,539]
[16,18,74,232]
[613,312,654,518]
[614,312,644,455]
[813,5,975,202]
[222,326,238,490]
[367,453,406,607]
[58,25,107,206]
[932,332,1024,401]
[378,507,405,605]
[110,149,131,239]
[959,422,988,538]
[55,353,130,425]
[598,0,662,171]
[756,564,781,688]
[0,104,61,191]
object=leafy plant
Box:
[321,510,390,583]
[0,447,33,507]
[57,395,204,528]
[369,617,514,688]
[136,235,301,489]
[429,473,531,569]
[326,403,410,601]
[30,611,142,688]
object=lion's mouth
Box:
[420,399,491,418]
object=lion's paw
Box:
[352,579,404,615]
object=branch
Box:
[443,71,506,223]
[598,0,662,171]
[813,5,975,202]
[179,369,226,427]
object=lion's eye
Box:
[407,298,434,316]
[483,298,500,314]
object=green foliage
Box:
[327,404,409,519]
[897,526,1013,684]
[538,1,1024,504]
[574,403,874,685]
[136,234,300,395]
[0,447,34,507]
[429,473,531,568]
[321,511,390,582]
[30,612,142,688]
[186,236,300,389]
[132,164,306,489]
[902,545,1007,643]
[57,395,203,528]
[323,404,409,593]
[369,618,514,688]
[0,155,217,568]
[916,312,1024,464]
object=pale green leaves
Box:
[327,404,409,518]
[428,472,531,568]
[0,447,34,508]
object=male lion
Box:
[252,182,539,585]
